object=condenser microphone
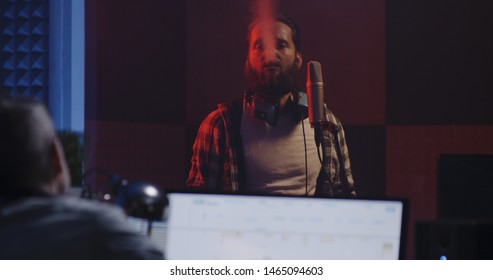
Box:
[306,61,324,128]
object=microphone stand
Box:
[147,219,153,236]
[313,121,333,197]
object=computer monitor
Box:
[165,192,407,260]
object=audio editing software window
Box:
[164,193,405,260]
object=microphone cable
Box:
[301,112,308,196]
[316,128,324,165]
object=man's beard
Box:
[245,61,299,100]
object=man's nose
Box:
[264,44,277,61]
[263,46,277,62]
[261,38,278,62]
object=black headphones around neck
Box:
[245,89,308,125]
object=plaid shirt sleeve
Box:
[322,109,356,197]
[186,109,226,191]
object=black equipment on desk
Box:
[416,219,493,260]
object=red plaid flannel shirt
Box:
[186,95,356,197]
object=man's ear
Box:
[50,139,63,174]
[295,52,303,69]
[49,137,71,194]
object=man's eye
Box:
[253,43,263,50]
[278,42,288,49]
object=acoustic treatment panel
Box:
[0,0,49,103]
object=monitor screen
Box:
[164,192,407,260]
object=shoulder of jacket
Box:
[324,107,342,125]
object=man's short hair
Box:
[0,95,56,196]
[247,14,302,53]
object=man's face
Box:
[245,21,302,100]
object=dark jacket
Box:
[0,195,164,259]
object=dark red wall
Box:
[385,0,493,259]
[85,0,188,191]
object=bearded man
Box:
[186,14,356,197]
